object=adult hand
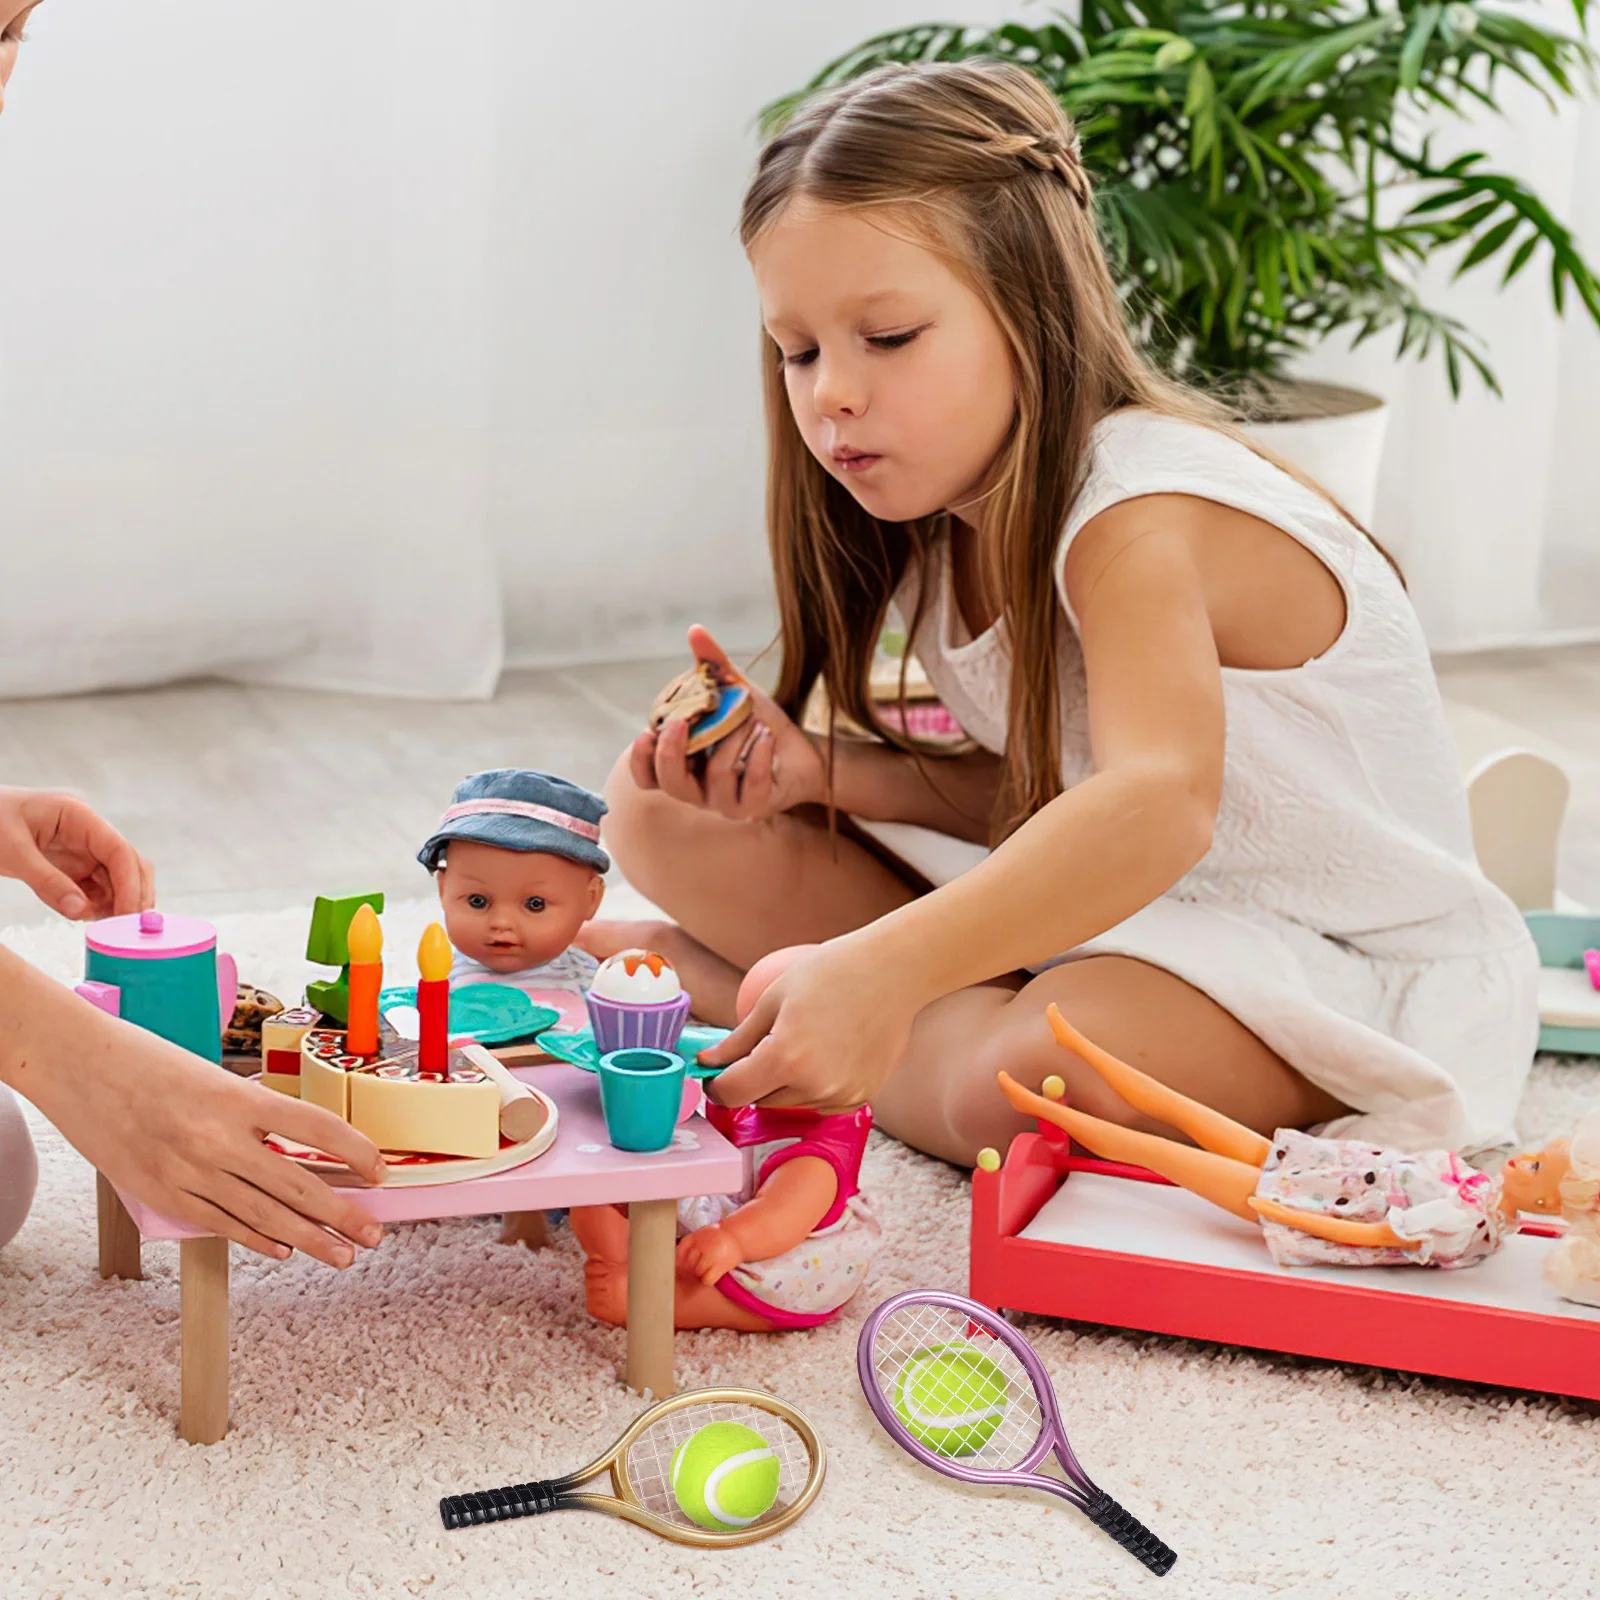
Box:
[629,625,826,822]
[5,956,387,1267]
[699,937,919,1114]
[0,788,153,920]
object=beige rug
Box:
[3,899,1599,1600]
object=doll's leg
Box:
[570,1203,631,1325]
[1045,1005,1272,1167]
[570,1203,777,1330]
[998,1072,1263,1221]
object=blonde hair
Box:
[741,60,1344,839]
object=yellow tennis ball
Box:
[670,1421,779,1531]
[976,1147,1001,1173]
[893,1344,1009,1457]
[1041,1075,1066,1101]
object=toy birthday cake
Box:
[299,1018,502,1160]
[256,906,550,1161]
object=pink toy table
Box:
[971,1130,1600,1404]
[93,1063,741,1444]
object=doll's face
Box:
[0,3,40,117]
[1500,1139,1572,1217]
[436,840,603,974]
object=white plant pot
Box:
[1240,381,1390,528]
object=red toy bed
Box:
[970,1124,1600,1403]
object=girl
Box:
[588,60,1537,1168]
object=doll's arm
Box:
[676,1157,839,1285]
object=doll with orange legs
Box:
[993,1005,1577,1270]
[571,946,880,1331]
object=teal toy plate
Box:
[534,1023,731,1077]
[1525,911,1600,1056]
[378,983,561,1046]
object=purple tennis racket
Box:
[857,1290,1176,1576]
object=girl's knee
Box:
[601,751,682,879]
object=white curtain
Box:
[0,1,1595,699]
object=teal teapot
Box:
[76,910,238,1065]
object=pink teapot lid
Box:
[85,909,218,960]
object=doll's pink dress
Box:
[677,1103,880,1328]
[1255,1128,1505,1269]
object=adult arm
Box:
[0,947,387,1266]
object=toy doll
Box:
[418,768,608,1252]
[570,945,880,1331]
[417,768,608,1014]
[1540,1110,1600,1306]
[995,1005,1579,1271]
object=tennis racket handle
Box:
[1083,1490,1177,1575]
[439,1478,564,1529]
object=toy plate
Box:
[533,1023,731,1077]
[378,982,560,1046]
[258,1079,559,1186]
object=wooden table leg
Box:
[96,1173,143,1281]
[179,1237,230,1445]
[625,1198,677,1399]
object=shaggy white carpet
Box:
[3,897,1599,1600]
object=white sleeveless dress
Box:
[863,409,1538,1155]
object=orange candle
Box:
[417,922,452,1078]
[345,903,383,1056]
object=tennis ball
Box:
[670,1421,780,1531]
[893,1344,1009,1457]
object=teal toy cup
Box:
[596,1048,687,1153]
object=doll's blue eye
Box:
[468,894,488,910]
[524,896,546,914]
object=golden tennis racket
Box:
[439,1386,825,1548]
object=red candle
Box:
[417,922,452,1078]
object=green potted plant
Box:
[763,1,1600,521]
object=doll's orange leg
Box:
[1045,1005,1272,1167]
[998,1072,1261,1222]
[1248,1197,1420,1250]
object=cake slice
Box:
[260,1005,319,1097]
[299,1021,501,1159]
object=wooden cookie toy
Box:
[649,661,754,757]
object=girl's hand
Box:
[0,788,153,920]
[629,625,826,823]
[18,990,387,1268]
[700,938,920,1113]
[676,1223,743,1286]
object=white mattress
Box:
[1020,1171,1600,1323]
[1538,965,1600,1029]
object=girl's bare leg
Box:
[600,754,1347,1164]
[874,956,1349,1167]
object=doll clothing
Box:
[678,1102,880,1328]
[863,407,1537,1157]
[1254,1128,1505,1269]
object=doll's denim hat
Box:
[418,769,610,875]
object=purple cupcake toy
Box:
[585,949,692,1052]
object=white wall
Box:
[0,0,1593,698]
[0,0,1009,696]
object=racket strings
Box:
[869,1301,1051,1477]
[623,1400,816,1530]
